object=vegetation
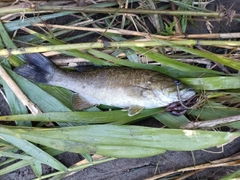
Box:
[0,0,240,179]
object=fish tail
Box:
[14,53,56,83]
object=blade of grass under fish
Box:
[0,133,67,171]
[38,84,74,110]
[0,125,238,158]
[180,76,240,90]
[156,39,240,71]
[0,108,161,124]
[153,112,190,129]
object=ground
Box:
[0,0,240,179]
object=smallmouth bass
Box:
[14,53,195,116]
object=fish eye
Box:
[174,80,181,86]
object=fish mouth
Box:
[179,88,196,101]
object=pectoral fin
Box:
[128,106,144,116]
[72,94,94,110]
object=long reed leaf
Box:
[0,108,161,124]
[180,76,240,90]
[0,125,237,158]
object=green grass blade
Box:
[0,151,37,161]
[0,21,24,66]
[0,160,29,175]
[154,112,190,128]
[180,76,240,90]
[0,133,67,171]
[190,102,240,120]
[0,108,161,124]
[0,79,28,115]
[30,162,42,178]
[38,84,74,110]
[0,21,16,49]
[0,125,237,158]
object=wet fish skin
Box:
[14,53,195,115]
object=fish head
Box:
[150,76,196,105]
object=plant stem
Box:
[34,23,240,39]
[0,5,33,15]
[1,40,240,56]
[35,5,226,17]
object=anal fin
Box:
[128,106,144,116]
[72,94,94,110]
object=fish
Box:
[14,53,195,116]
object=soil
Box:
[1,0,240,179]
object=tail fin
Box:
[14,53,56,83]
